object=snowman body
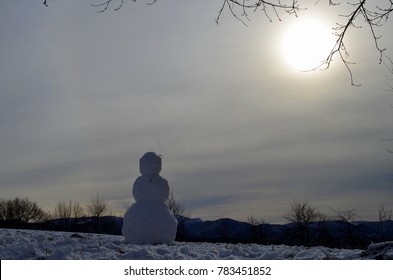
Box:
[122,152,177,244]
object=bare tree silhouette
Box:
[332,208,359,248]
[284,201,324,246]
[86,193,109,232]
[166,191,186,217]
[0,198,48,228]
[377,203,392,241]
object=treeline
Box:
[281,201,393,247]
[0,194,112,232]
[0,193,186,234]
[174,201,393,249]
[173,201,393,250]
[1,197,392,249]
[240,201,393,249]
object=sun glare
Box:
[281,18,335,71]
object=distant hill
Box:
[2,216,392,249]
[177,217,393,249]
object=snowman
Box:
[122,152,178,244]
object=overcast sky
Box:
[1,0,392,223]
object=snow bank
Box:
[1,228,391,260]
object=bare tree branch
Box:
[311,0,393,86]
[87,1,299,23]
[146,0,158,5]
[91,0,123,13]
[216,0,300,25]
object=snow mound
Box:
[361,241,393,260]
[1,228,391,260]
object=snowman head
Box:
[139,152,162,175]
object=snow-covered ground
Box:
[1,228,392,260]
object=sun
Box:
[281,18,335,71]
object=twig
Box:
[91,0,136,13]
[216,0,300,25]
